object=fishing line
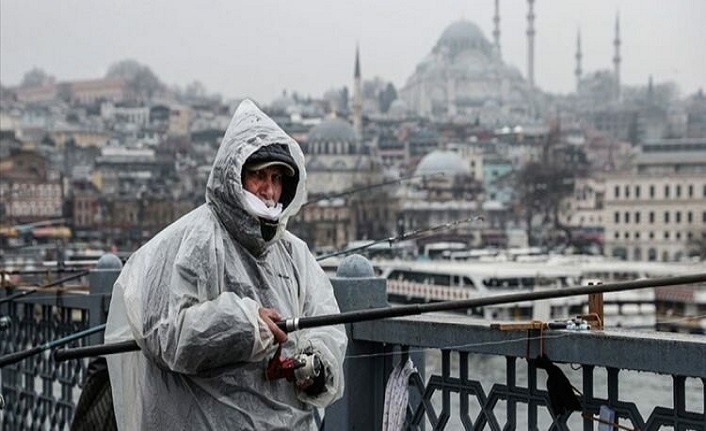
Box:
[301,173,445,208]
[315,214,485,261]
[343,312,706,361]
[343,332,573,360]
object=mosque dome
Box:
[438,21,487,47]
[435,20,493,56]
[307,118,358,144]
[270,92,296,112]
[388,99,409,117]
[415,150,471,176]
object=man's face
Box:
[242,166,284,207]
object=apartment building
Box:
[603,138,706,261]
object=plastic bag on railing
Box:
[382,357,418,431]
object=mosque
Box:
[399,19,534,124]
[287,0,626,252]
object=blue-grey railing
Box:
[0,255,121,431]
[1,254,705,430]
[327,255,706,431]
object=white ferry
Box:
[376,260,584,321]
[354,256,706,330]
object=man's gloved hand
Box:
[293,347,327,396]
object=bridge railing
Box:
[0,255,121,430]
[1,253,705,430]
[327,255,706,431]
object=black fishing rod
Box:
[52,272,706,362]
[315,215,484,261]
[301,173,445,208]
[0,324,106,368]
[0,270,90,305]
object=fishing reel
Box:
[265,343,326,395]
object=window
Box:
[664,185,670,198]
[676,185,682,198]
[676,212,681,223]
[664,211,670,223]
[614,232,619,239]
[614,185,620,199]
[649,232,654,239]
[625,185,630,198]
[635,185,641,198]
[635,212,641,223]
[664,231,670,239]
[688,185,693,197]
[650,185,655,198]
[649,212,655,223]
[624,212,630,223]
[614,212,620,223]
[688,212,693,223]
[624,232,630,239]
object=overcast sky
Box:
[1,0,704,105]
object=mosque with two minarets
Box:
[284,0,632,253]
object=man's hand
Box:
[258,307,287,343]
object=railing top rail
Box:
[351,313,706,378]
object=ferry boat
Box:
[320,254,706,331]
[377,260,584,321]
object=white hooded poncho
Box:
[104,99,347,430]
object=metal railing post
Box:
[325,254,389,430]
[87,253,122,345]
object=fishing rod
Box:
[315,215,484,261]
[0,270,90,305]
[301,173,445,208]
[0,324,106,368]
[52,272,706,362]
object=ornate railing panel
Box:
[1,258,119,431]
[351,315,706,431]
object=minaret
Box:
[352,44,363,138]
[526,0,536,88]
[493,0,501,58]
[613,13,621,101]
[575,29,582,92]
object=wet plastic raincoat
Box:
[104,99,347,430]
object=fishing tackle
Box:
[265,344,324,390]
[52,272,706,362]
[0,270,90,305]
[315,214,484,261]
[302,173,445,208]
[0,324,106,368]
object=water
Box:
[421,350,704,430]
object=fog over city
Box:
[1,0,704,103]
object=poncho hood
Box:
[206,99,307,256]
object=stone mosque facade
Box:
[300,118,382,195]
[399,20,535,124]
[293,117,392,251]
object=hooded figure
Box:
[104,99,347,430]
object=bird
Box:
[531,354,582,415]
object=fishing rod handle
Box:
[0,346,43,368]
[53,339,139,362]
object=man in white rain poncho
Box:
[104,99,347,430]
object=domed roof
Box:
[436,20,491,53]
[415,150,471,176]
[307,118,357,143]
[388,99,409,117]
[270,92,296,112]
